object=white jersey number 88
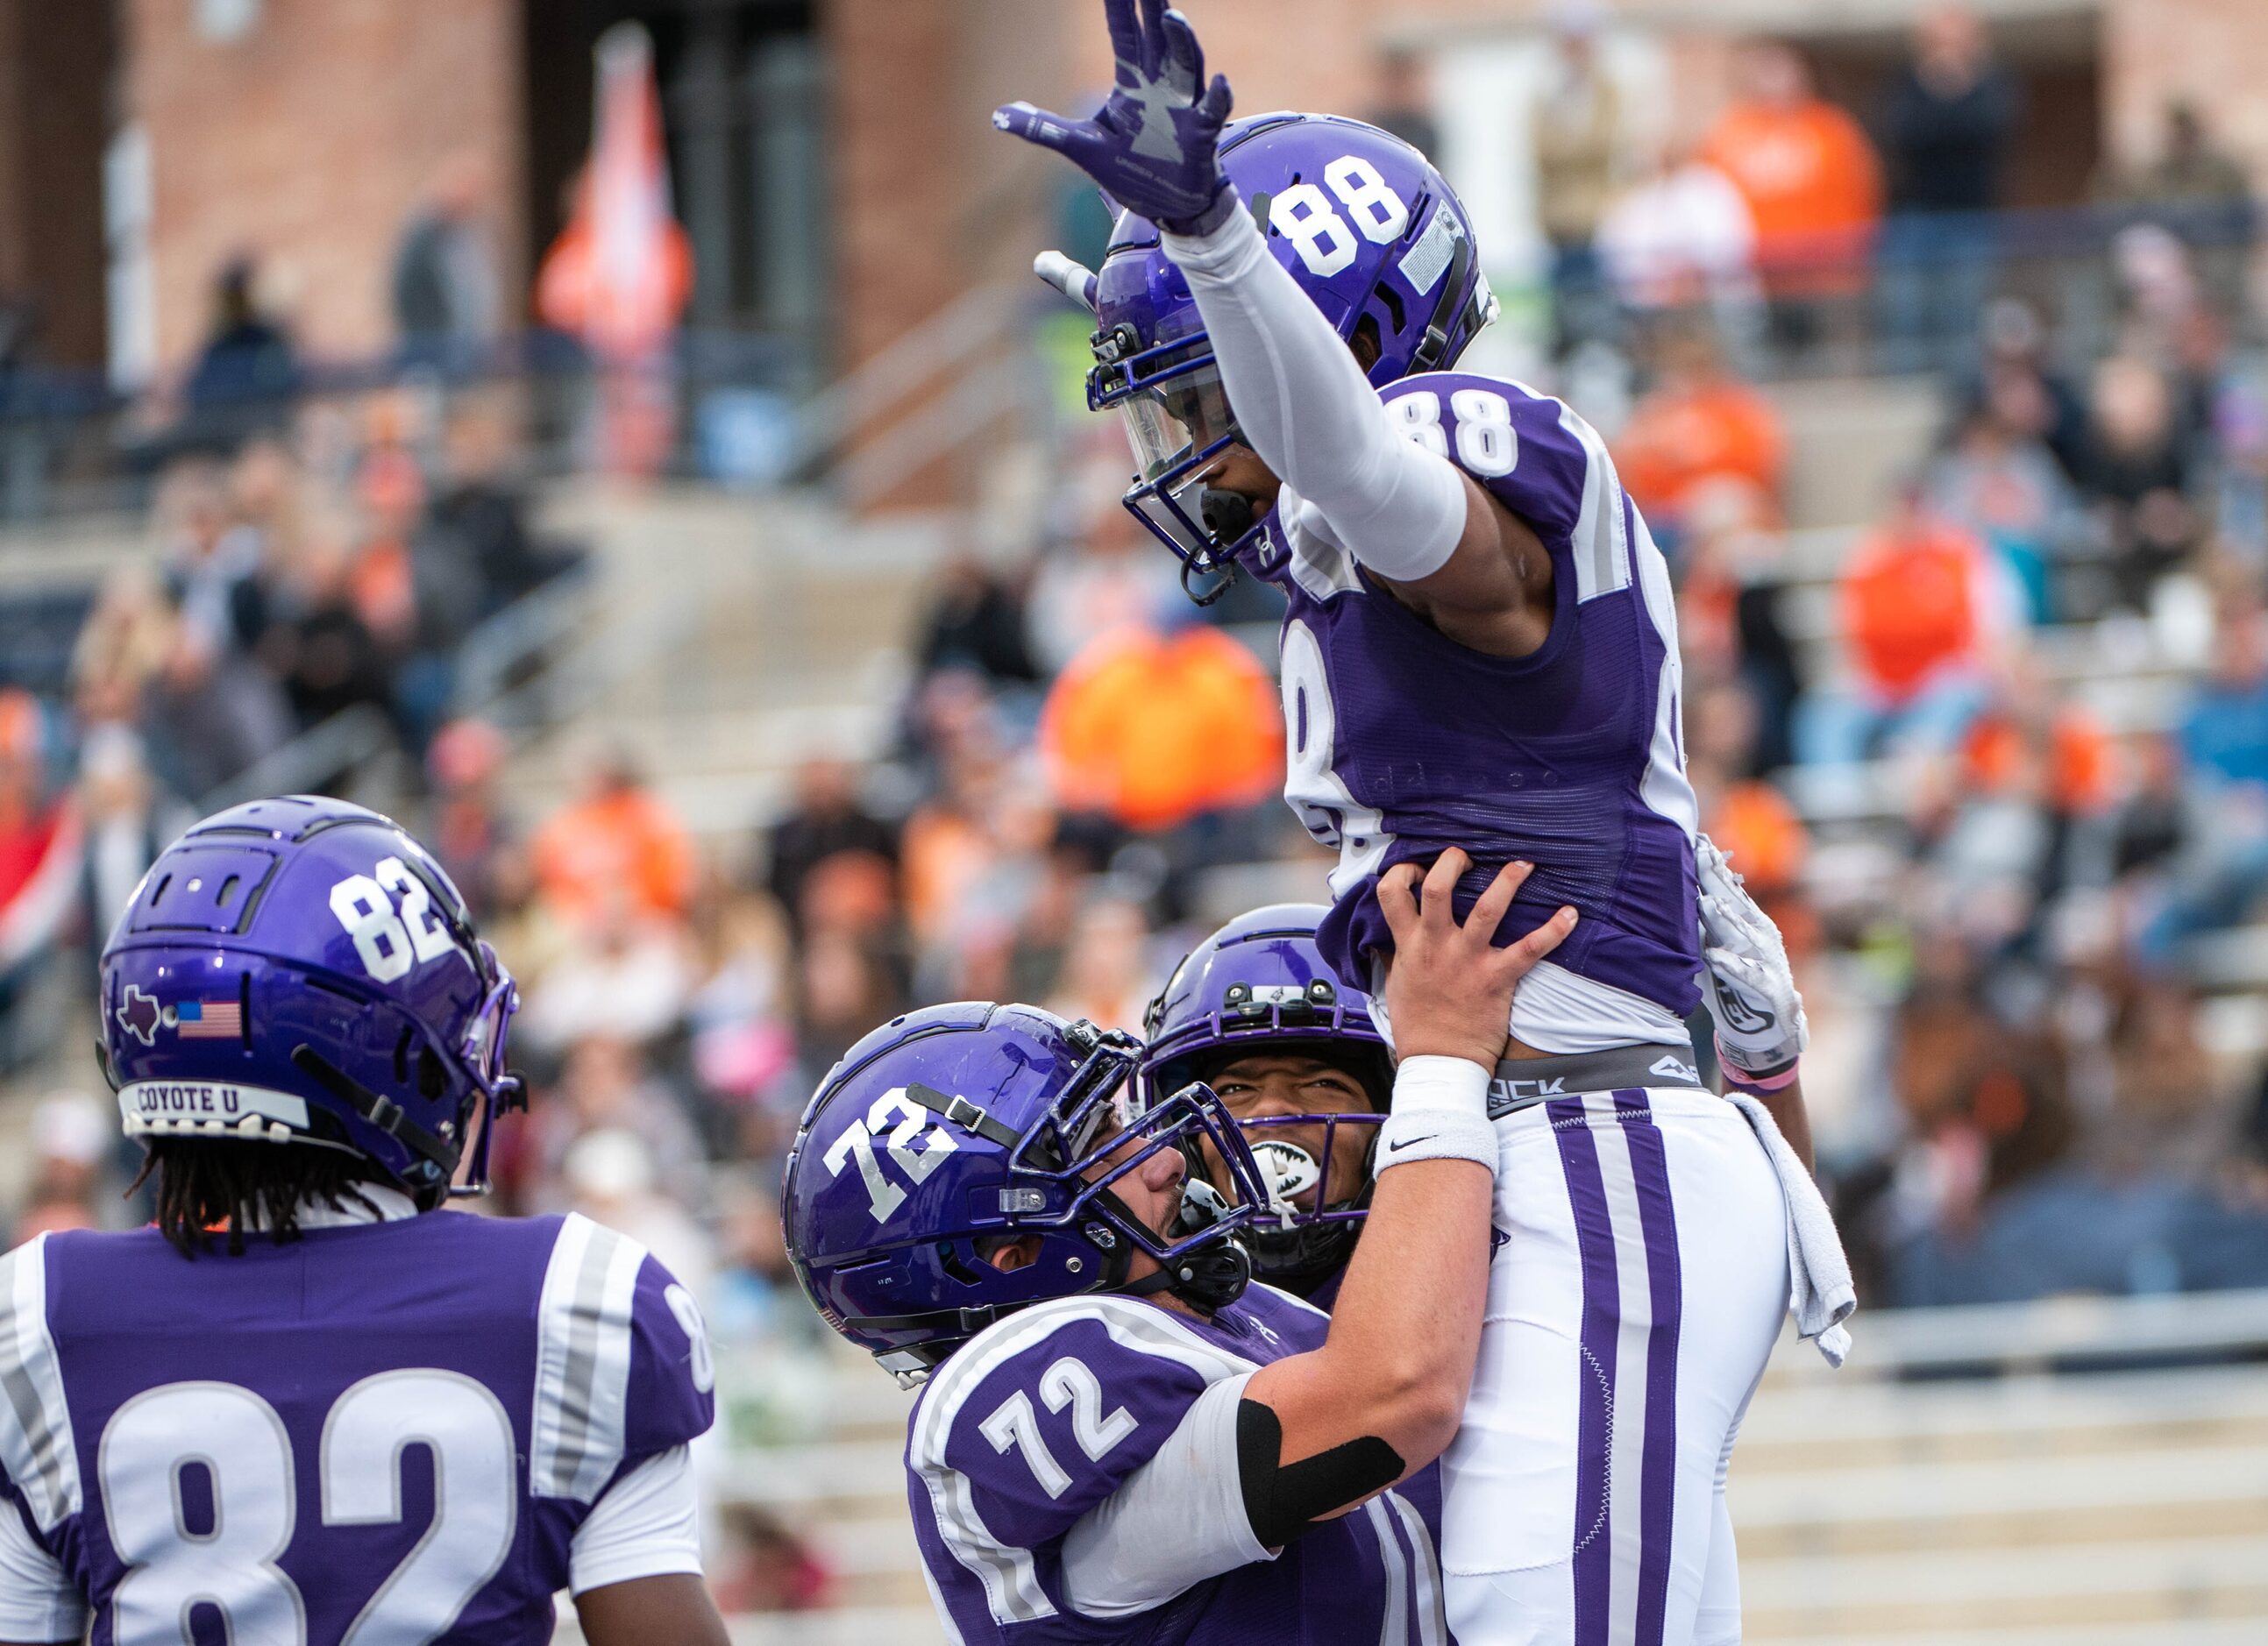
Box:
[1269,156,1410,279]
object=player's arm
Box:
[1056,854,1571,1613]
[576,1573,729,1646]
[566,1444,729,1646]
[1159,204,1546,632]
[993,1,1544,631]
[1696,834,1815,1172]
[1238,851,1575,1543]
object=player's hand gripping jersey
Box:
[0,1209,713,1645]
[908,1287,1446,1644]
[1255,372,1700,1049]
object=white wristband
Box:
[1376,1056,1497,1173]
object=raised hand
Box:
[1379,850,1577,1069]
[1696,834,1808,1080]
[992,0,1235,235]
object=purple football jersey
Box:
[0,1210,713,1644]
[906,1284,1447,1643]
[1254,370,1702,1027]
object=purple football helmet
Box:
[782,1002,1272,1381]
[99,795,523,1212]
[1086,111,1497,578]
[1141,904,1391,1293]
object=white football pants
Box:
[1441,1087,1789,1646]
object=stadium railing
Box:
[3,195,2255,529]
[1535,194,2259,381]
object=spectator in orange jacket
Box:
[1802,491,2012,764]
[1701,42,1881,344]
[1040,621,1283,834]
[530,746,696,926]
[1615,325,1787,543]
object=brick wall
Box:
[825,0,1068,510]
[0,0,114,369]
[125,0,525,370]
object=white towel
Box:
[1723,1090,1856,1367]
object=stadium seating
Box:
[686,1289,2268,1645]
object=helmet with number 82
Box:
[783,1002,1273,1381]
[98,795,524,1211]
[1087,111,1497,577]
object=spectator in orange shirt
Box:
[1963,699,2116,818]
[1040,620,1283,834]
[1615,325,1786,544]
[1701,42,1881,351]
[530,745,696,926]
[1800,489,2013,764]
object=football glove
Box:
[993,0,1236,235]
[1696,834,1808,1082]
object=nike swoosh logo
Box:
[1387,1135,1437,1153]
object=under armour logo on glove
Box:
[993,0,1237,235]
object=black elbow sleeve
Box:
[1234,1397,1404,1550]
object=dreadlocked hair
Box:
[130,1139,392,1258]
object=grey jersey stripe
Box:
[1388,1490,1449,1646]
[1555,398,1632,603]
[0,1237,80,1530]
[532,1215,645,1501]
[1365,1497,1411,1645]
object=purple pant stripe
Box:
[1615,1088,1684,1646]
[1549,1095,1617,1646]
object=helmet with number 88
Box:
[783,1002,1273,1382]
[1086,111,1497,578]
[98,795,524,1212]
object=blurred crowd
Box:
[0,377,579,1068]
[1508,7,2254,381]
[1568,14,2268,1306]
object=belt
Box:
[1486,1043,1706,1120]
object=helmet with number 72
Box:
[98,795,524,1211]
[783,1002,1273,1382]
[1085,111,1497,577]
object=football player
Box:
[997,7,1848,1642]
[1148,864,1815,1319]
[0,797,729,1646]
[1139,903,1391,1310]
[786,853,1576,1642]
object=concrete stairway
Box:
[703,1291,2268,1645]
[501,480,942,841]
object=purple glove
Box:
[993,0,1236,236]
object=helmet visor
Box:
[1117,366,1255,571]
[1117,364,1238,484]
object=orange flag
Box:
[537,22,693,362]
